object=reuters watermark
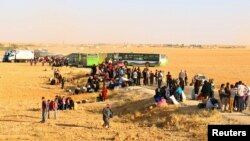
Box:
[208,125,249,140]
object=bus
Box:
[67,53,107,67]
[67,53,168,67]
[107,53,168,67]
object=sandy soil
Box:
[0,47,249,141]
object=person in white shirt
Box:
[237,81,245,112]
[158,71,163,88]
[179,70,185,82]
[132,70,137,85]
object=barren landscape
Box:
[0,46,250,141]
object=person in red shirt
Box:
[102,84,108,101]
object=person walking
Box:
[102,104,113,128]
[41,97,47,123]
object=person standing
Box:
[157,71,163,88]
[47,100,50,119]
[146,70,150,85]
[201,80,211,101]
[179,70,185,82]
[155,70,158,84]
[209,79,215,98]
[102,84,108,101]
[184,70,188,86]
[237,81,245,112]
[53,98,58,119]
[179,78,185,91]
[132,69,137,86]
[41,97,47,123]
[61,77,65,89]
[149,71,154,85]
[224,82,231,111]
[102,104,113,128]
[62,96,66,110]
[137,68,141,86]
[142,68,146,85]
[166,72,171,87]
[194,78,201,95]
[229,84,236,113]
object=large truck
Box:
[7,50,34,62]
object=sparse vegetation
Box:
[0,46,249,141]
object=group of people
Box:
[49,68,65,89]
[40,56,250,128]
[219,81,249,113]
[30,56,69,67]
[90,61,166,89]
[41,96,75,123]
[154,78,185,105]
[154,70,188,106]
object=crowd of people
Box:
[40,58,249,127]
[41,96,75,123]
[219,81,249,113]
[31,56,68,67]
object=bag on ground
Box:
[170,95,179,105]
[182,91,186,101]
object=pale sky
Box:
[0,0,249,45]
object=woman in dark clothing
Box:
[194,79,201,95]
[201,80,211,100]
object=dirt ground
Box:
[0,47,249,141]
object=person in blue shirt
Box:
[176,84,183,102]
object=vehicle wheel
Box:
[145,62,150,67]
[124,61,128,66]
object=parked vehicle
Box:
[190,74,207,86]
[7,50,34,62]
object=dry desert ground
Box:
[0,47,250,141]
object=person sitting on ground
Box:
[108,79,115,90]
[206,97,220,110]
[95,80,100,92]
[50,78,56,85]
[74,86,80,94]
[157,97,167,107]
[198,97,220,109]
[165,86,171,101]
[154,87,162,102]
[175,84,183,102]
[87,84,95,93]
[79,85,87,93]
